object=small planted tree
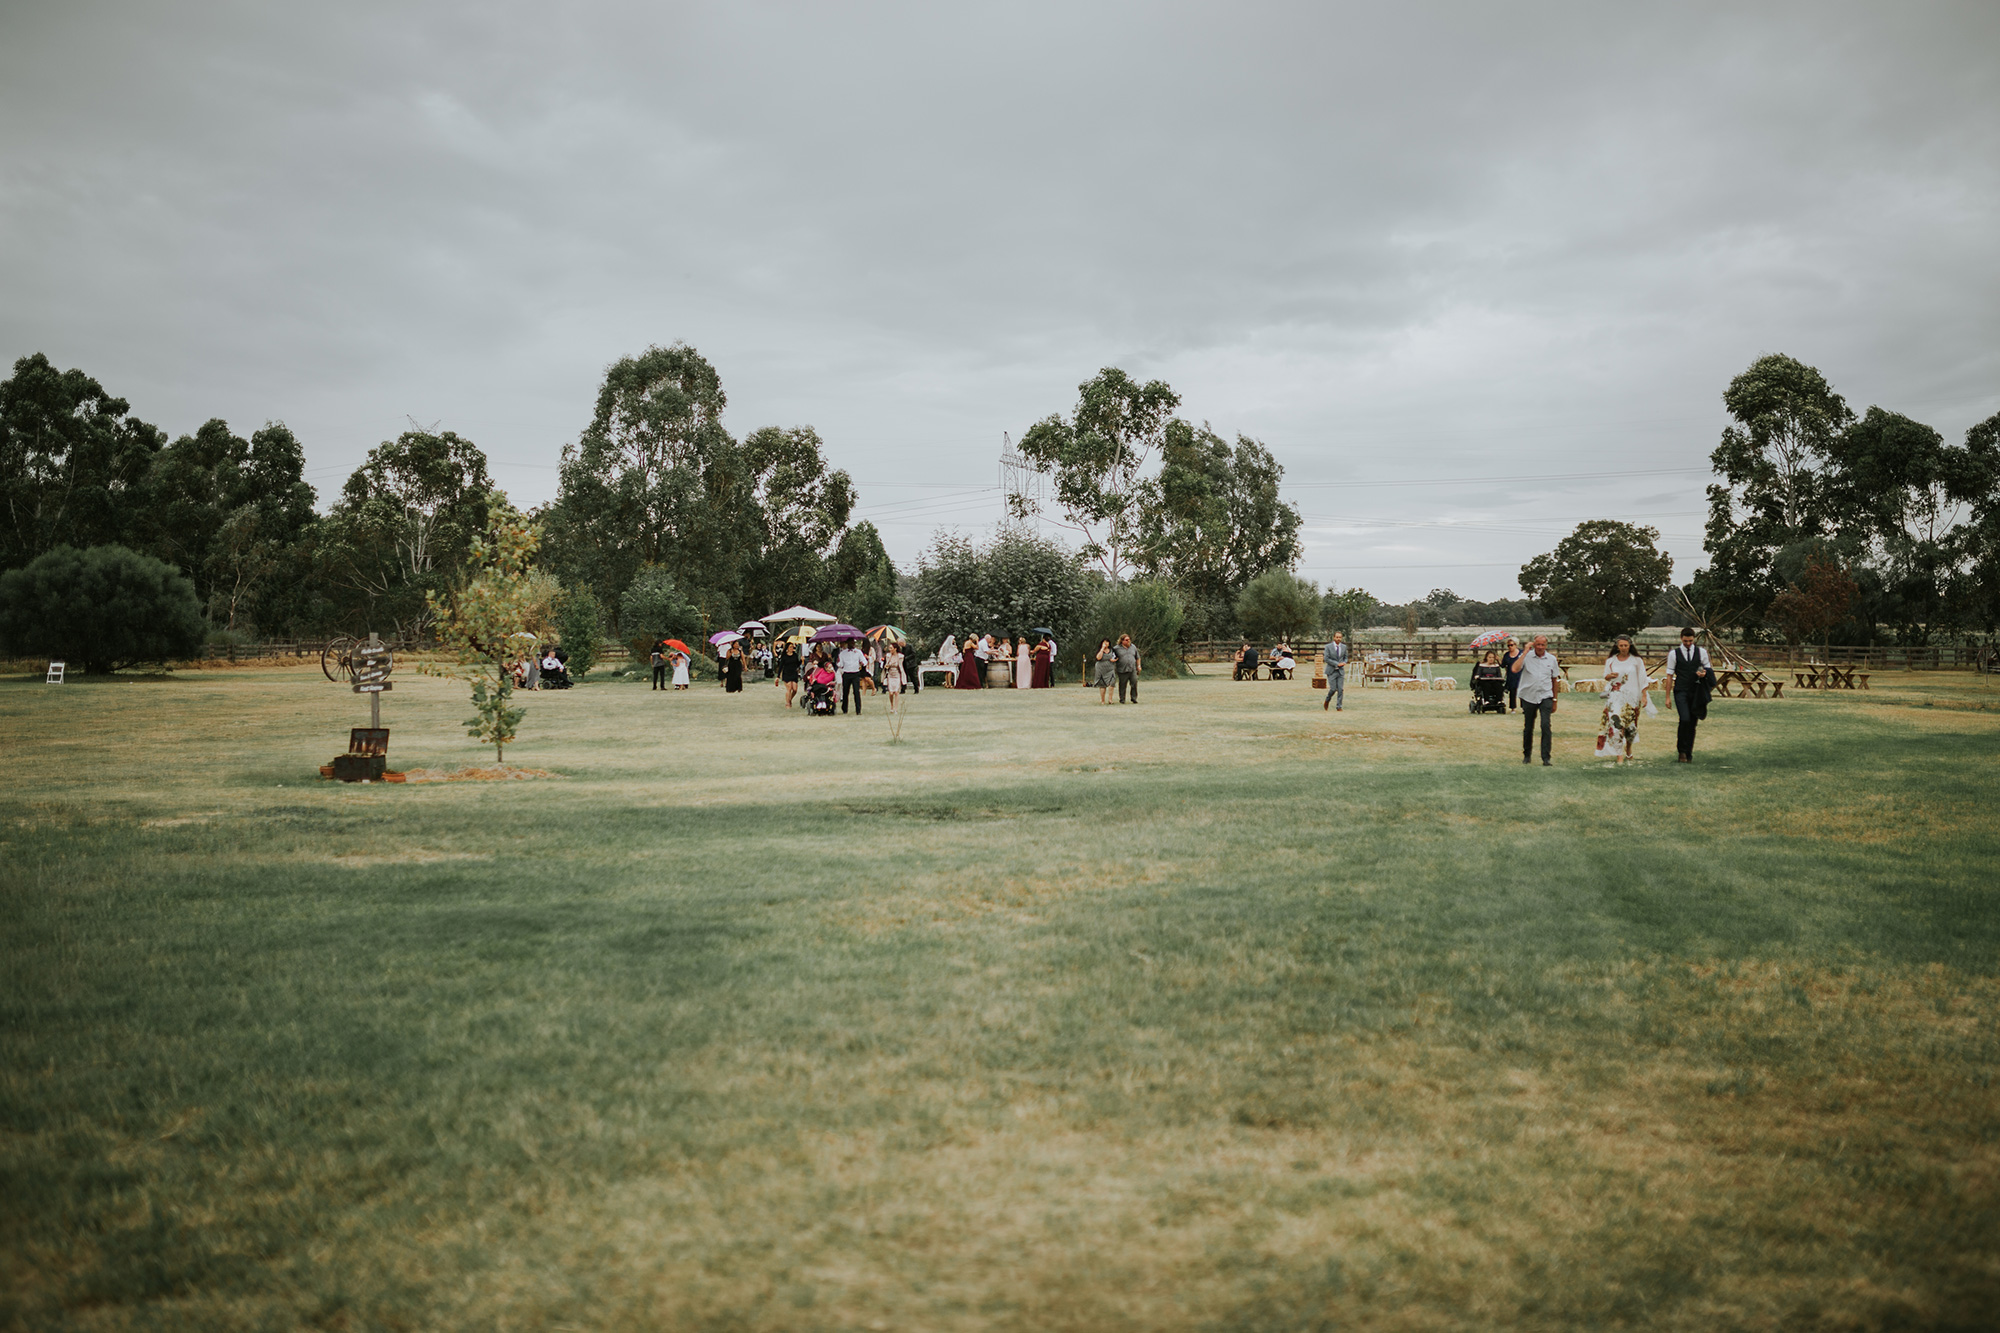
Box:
[426,494,539,763]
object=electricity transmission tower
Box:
[1000,432,1044,532]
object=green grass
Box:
[2,664,1997,1331]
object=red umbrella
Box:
[662,639,692,654]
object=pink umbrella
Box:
[1469,629,1513,649]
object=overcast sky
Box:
[4,1,1996,601]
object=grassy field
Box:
[2,661,1997,1331]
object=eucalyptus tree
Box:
[543,343,756,626]
[0,353,165,570]
[144,418,317,633]
[1823,406,1995,643]
[1697,354,1853,630]
[1132,420,1301,638]
[319,430,494,638]
[737,424,856,618]
[1016,367,1181,582]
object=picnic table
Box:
[1792,663,1871,691]
[1363,657,1420,686]
[1716,667,1784,699]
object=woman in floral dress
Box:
[1598,634,1651,764]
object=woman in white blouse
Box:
[1598,634,1651,764]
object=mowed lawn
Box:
[2,662,1997,1332]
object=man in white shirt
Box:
[1670,626,1713,762]
[837,642,867,714]
[1516,635,1562,765]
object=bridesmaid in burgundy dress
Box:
[955,631,984,690]
[1031,636,1052,688]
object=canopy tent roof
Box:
[761,605,836,623]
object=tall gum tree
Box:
[145,418,317,633]
[1133,419,1302,638]
[545,343,755,626]
[320,430,493,639]
[1016,368,1180,582]
[0,353,165,570]
[1697,354,1853,631]
[1825,406,1994,643]
[737,424,855,619]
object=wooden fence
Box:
[1183,638,1995,671]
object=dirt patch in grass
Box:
[399,765,564,783]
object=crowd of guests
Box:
[935,632,1058,690]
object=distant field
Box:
[2,663,1996,1331]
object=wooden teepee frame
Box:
[1668,587,1759,674]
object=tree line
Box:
[0,345,899,667]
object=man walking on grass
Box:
[1322,631,1348,711]
[1113,634,1141,703]
[1516,634,1561,765]
[838,640,866,714]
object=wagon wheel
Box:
[321,635,359,683]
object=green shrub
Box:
[553,585,603,677]
[1086,580,1186,676]
[0,544,204,673]
[618,566,703,661]
[908,529,1097,657]
[1235,568,1320,643]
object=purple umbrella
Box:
[709,630,744,646]
[809,623,865,643]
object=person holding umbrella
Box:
[671,645,691,690]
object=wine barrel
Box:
[984,660,1012,689]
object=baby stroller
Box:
[804,674,837,717]
[1468,664,1507,713]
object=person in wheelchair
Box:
[538,646,572,690]
[804,659,839,716]
[1469,649,1507,713]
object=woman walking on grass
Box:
[1501,636,1524,712]
[880,641,907,713]
[1597,634,1650,764]
[1093,638,1116,704]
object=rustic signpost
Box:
[326,632,396,781]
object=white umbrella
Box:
[761,605,835,623]
[508,631,538,639]
[738,620,768,634]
